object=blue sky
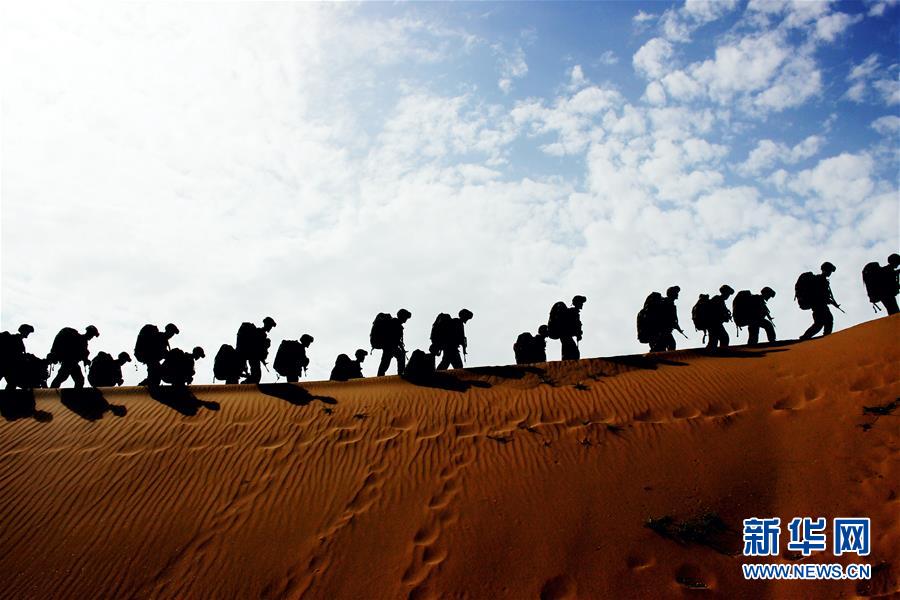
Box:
[1,1,898,382]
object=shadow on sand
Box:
[148,386,220,416]
[0,390,53,422]
[59,388,127,421]
[402,371,492,393]
[257,383,337,407]
[464,365,545,380]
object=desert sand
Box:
[0,315,897,599]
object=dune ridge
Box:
[0,316,898,599]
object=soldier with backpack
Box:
[273,334,314,382]
[0,324,34,387]
[236,317,276,384]
[798,262,840,340]
[161,346,205,386]
[862,254,900,315]
[705,285,734,349]
[548,295,586,360]
[371,309,411,376]
[637,292,665,352]
[330,349,367,381]
[434,309,473,370]
[135,323,179,386]
[88,352,132,388]
[658,286,685,351]
[513,325,549,365]
[733,287,777,345]
[49,325,99,388]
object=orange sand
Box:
[0,315,897,599]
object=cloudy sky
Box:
[2,1,898,383]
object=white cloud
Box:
[597,50,619,66]
[633,38,674,79]
[644,81,667,105]
[495,43,528,94]
[738,135,825,176]
[871,115,900,135]
[788,153,876,214]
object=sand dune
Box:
[0,316,897,599]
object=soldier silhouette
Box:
[237,317,276,384]
[514,325,550,364]
[659,286,685,350]
[273,333,314,382]
[0,324,34,387]
[548,296,586,360]
[733,287,777,345]
[706,285,734,349]
[330,349,367,381]
[49,325,99,388]
[435,309,473,370]
[798,262,840,340]
[161,346,205,386]
[135,323,179,386]
[88,352,132,387]
[863,254,900,315]
[371,309,411,376]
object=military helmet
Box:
[18,324,34,336]
[397,308,412,320]
[300,334,314,345]
[263,316,277,328]
[666,286,680,297]
[355,349,368,360]
[164,323,180,335]
[192,346,205,359]
[85,325,100,337]
[459,308,474,320]
[537,324,549,336]
[118,352,132,363]
[821,261,836,274]
[572,295,587,307]
[719,285,734,295]
[761,286,776,299]
[888,253,900,267]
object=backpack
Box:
[404,350,435,380]
[7,353,49,389]
[691,295,712,331]
[330,353,355,381]
[370,313,394,350]
[213,344,242,382]
[0,331,21,363]
[161,348,195,385]
[794,271,825,310]
[430,313,453,349]
[513,332,534,364]
[636,292,663,344]
[731,290,756,327]
[547,301,569,340]
[134,324,162,364]
[273,340,305,377]
[237,322,270,361]
[50,327,84,364]
[88,351,122,388]
[861,262,895,304]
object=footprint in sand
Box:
[540,575,577,600]
[674,563,714,590]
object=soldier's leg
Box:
[436,349,450,370]
[706,329,717,349]
[378,349,392,376]
[226,377,238,385]
[761,320,776,342]
[720,325,730,348]
[800,311,822,340]
[396,348,406,375]
[286,374,299,383]
[822,307,833,336]
[561,337,577,360]
[248,360,262,383]
[147,361,162,386]
[663,332,676,351]
[448,349,463,369]
[71,364,85,389]
[51,363,71,388]
[882,295,899,315]
[747,324,760,345]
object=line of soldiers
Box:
[633,255,899,352]
[1,255,897,389]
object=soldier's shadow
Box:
[60,388,127,421]
[257,383,337,407]
[148,386,220,416]
[0,390,53,422]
